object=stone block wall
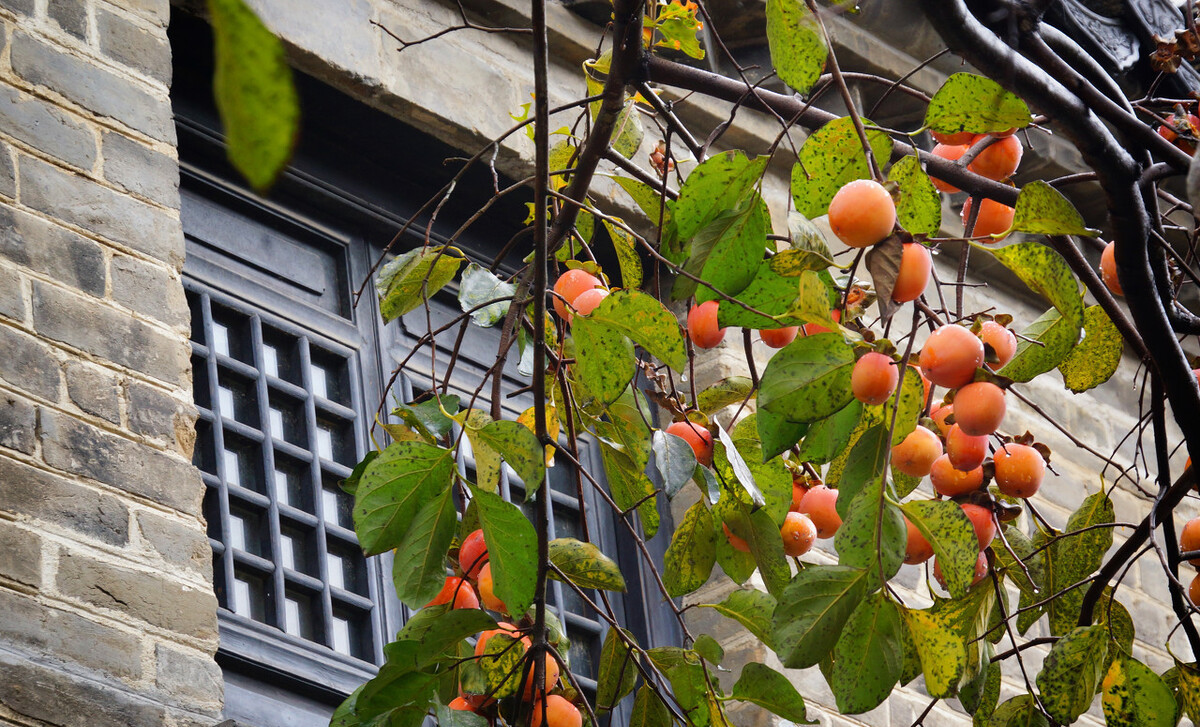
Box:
[0,1,221,725]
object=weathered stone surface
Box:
[0,648,166,727]
[0,589,142,680]
[0,392,36,454]
[154,644,222,707]
[0,139,14,199]
[64,361,122,424]
[55,549,217,639]
[0,324,60,402]
[0,82,97,170]
[48,0,88,40]
[0,206,107,297]
[127,380,189,442]
[19,155,182,266]
[39,408,203,516]
[101,131,179,208]
[0,265,23,322]
[32,280,189,386]
[0,456,129,545]
[110,254,188,329]
[135,510,210,576]
[0,0,34,17]
[97,8,171,85]
[10,30,174,142]
[0,519,41,587]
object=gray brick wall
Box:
[0,1,220,725]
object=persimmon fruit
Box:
[797,485,842,538]
[827,179,896,248]
[459,529,489,580]
[931,403,955,436]
[931,454,983,497]
[892,425,943,477]
[475,621,525,657]
[1100,241,1122,296]
[427,576,480,610]
[979,321,1017,370]
[946,424,988,471]
[993,443,1046,499]
[851,352,899,406]
[961,503,996,549]
[961,196,1015,239]
[791,480,810,511]
[892,243,932,303]
[552,270,601,320]
[802,309,840,336]
[904,518,934,565]
[477,563,506,613]
[919,325,985,388]
[1180,517,1200,566]
[530,695,581,727]
[449,697,476,712]
[571,287,608,316]
[760,326,799,349]
[666,420,713,466]
[930,143,969,193]
[1191,573,1200,607]
[781,512,818,557]
[967,134,1022,180]
[688,300,726,349]
[953,381,1006,436]
[523,652,561,701]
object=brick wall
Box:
[0,1,222,725]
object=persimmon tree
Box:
[206,0,1200,725]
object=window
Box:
[172,12,678,726]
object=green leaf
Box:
[901,500,978,599]
[764,0,826,94]
[653,429,699,499]
[834,424,889,518]
[716,266,813,330]
[458,264,515,328]
[757,407,808,461]
[714,426,766,510]
[890,155,942,236]
[988,694,1049,727]
[696,377,755,414]
[598,441,660,538]
[901,607,967,698]
[207,0,298,192]
[732,663,816,723]
[612,99,644,158]
[772,565,870,669]
[548,538,626,592]
[666,663,712,727]
[460,409,501,493]
[395,606,498,660]
[776,212,838,272]
[340,450,379,496]
[834,484,905,579]
[630,686,672,727]
[391,487,458,608]
[572,316,636,405]
[1035,624,1109,724]
[596,627,638,710]
[700,589,777,650]
[674,151,768,239]
[745,507,792,598]
[677,197,769,302]
[376,246,466,322]
[602,218,644,290]
[1102,655,1179,727]
[968,661,1002,721]
[830,593,904,714]
[1012,180,1101,237]
[664,501,717,597]
[584,289,689,371]
[984,241,1084,382]
[924,73,1032,135]
[354,441,455,555]
[692,634,724,665]
[1173,659,1200,723]
[1058,305,1123,393]
[472,488,537,617]
[434,699,488,727]
[791,117,894,218]
[797,399,862,463]
[1056,492,1116,590]
[758,332,856,422]
[653,1,706,60]
[883,366,925,446]
[476,420,546,495]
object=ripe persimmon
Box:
[919,325,985,389]
[1100,241,1122,296]
[781,512,818,557]
[904,517,934,565]
[851,352,899,406]
[993,443,1046,499]
[797,484,842,538]
[449,697,476,712]
[953,381,1006,436]
[892,425,943,477]
[946,424,988,471]
[892,243,932,303]
[961,197,1015,239]
[1181,517,1200,566]
[931,454,983,497]
[967,134,1023,180]
[961,503,996,549]
[666,420,713,467]
[459,529,489,580]
[552,270,601,320]
[760,326,799,349]
[929,143,969,193]
[1191,573,1200,607]
[827,179,896,248]
[522,651,561,701]
[688,300,726,349]
[427,576,481,610]
[571,287,608,316]
[531,695,581,727]
[477,563,506,613]
[979,321,1017,370]
[931,402,955,436]
[791,480,810,511]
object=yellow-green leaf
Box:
[890,155,941,236]
[1058,305,1123,393]
[901,607,968,698]
[1035,624,1108,724]
[1012,180,1101,237]
[548,537,626,592]
[924,73,1032,136]
[1102,655,1179,727]
[663,501,717,597]
[791,117,893,218]
[376,246,465,322]
[765,0,826,94]
[758,332,856,422]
